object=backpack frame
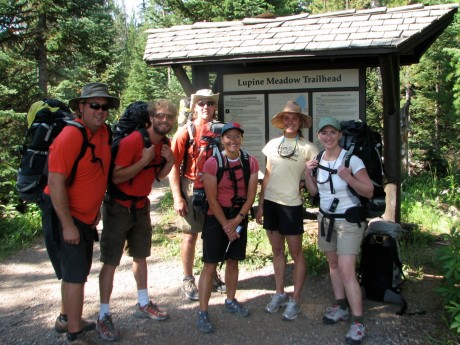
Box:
[359,219,408,315]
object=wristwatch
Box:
[238,212,245,219]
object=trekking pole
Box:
[217,225,242,293]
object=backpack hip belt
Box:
[319,207,365,242]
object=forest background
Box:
[0,0,459,342]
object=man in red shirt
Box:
[41,82,118,345]
[97,100,176,341]
[169,89,225,301]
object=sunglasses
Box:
[154,112,176,120]
[277,136,298,160]
[197,100,215,107]
[87,102,110,111]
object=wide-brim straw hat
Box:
[271,101,312,129]
[69,82,120,111]
[190,89,219,108]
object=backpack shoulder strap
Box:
[215,150,226,184]
[64,121,89,187]
[343,143,356,169]
[314,150,339,175]
[186,120,195,146]
[240,149,251,190]
[181,121,194,178]
[137,127,151,148]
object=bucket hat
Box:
[190,89,219,109]
[222,122,244,135]
[317,116,341,133]
[271,101,312,129]
[69,82,120,111]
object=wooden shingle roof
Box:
[144,4,458,67]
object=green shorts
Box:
[100,199,152,266]
[176,178,205,234]
[317,213,365,255]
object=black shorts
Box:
[263,199,304,235]
[201,212,248,263]
[40,194,94,283]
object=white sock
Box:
[137,289,149,307]
[99,304,110,320]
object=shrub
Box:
[436,226,460,334]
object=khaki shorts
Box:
[100,199,152,266]
[317,213,365,255]
[176,178,205,234]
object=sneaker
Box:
[96,313,120,341]
[224,299,250,317]
[134,301,169,321]
[55,315,96,334]
[265,293,288,313]
[323,305,350,325]
[282,297,301,320]
[346,322,365,345]
[182,276,199,301]
[196,311,215,333]
[213,276,227,293]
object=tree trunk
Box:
[37,12,48,97]
[401,85,411,176]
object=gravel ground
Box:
[0,183,448,345]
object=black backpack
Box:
[359,219,407,315]
[107,101,170,205]
[16,99,89,203]
[192,149,251,215]
[314,120,386,218]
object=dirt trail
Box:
[0,183,447,345]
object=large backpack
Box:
[183,119,225,190]
[359,219,407,315]
[107,101,170,205]
[192,149,251,215]
[16,99,89,203]
[315,120,386,218]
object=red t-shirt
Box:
[113,131,164,208]
[202,154,259,214]
[44,119,111,224]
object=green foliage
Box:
[436,227,460,334]
[402,166,459,209]
[0,110,26,207]
[0,203,42,260]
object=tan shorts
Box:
[176,178,205,234]
[317,213,365,255]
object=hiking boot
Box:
[134,301,169,321]
[182,276,199,301]
[55,315,96,333]
[196,311,215,333]
[224,299,250,317]
[65,333,91,345]
[265,293,288,313]
[96,313,120,341]
[213,276,226,293]
[282,297,301,321]
[323,305,350,324]
[346,322,365,345]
